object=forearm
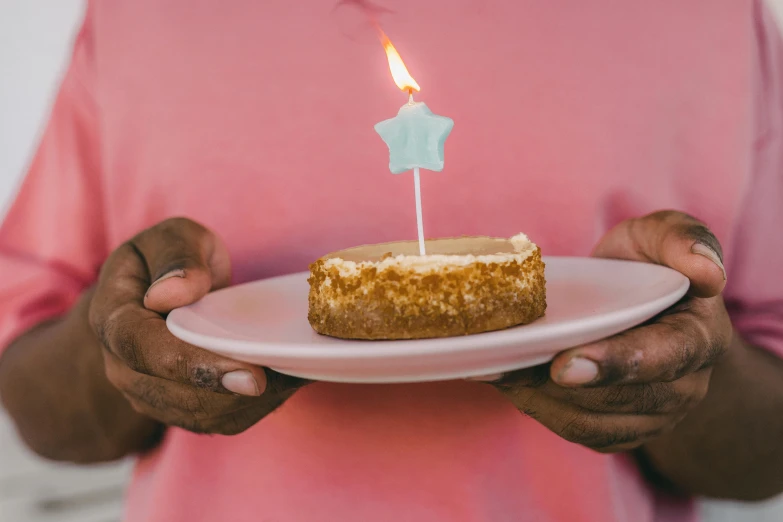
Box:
[0,289,162,463]
[640,333,783,501]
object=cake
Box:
[307,233,546,340]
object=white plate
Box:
[166,257,689,383]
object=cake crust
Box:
[308,236,547,340]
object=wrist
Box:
[0,287,163,463]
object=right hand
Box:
[89,217,307,435]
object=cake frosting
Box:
[322,233,536,275]
[308,234,546,340]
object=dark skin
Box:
[1,213,782,500]
[481,211,783,500]
[0,218,305,462]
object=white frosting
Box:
[323,233,536,277]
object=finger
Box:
[529,371,710,415]
[504,386,678,452]
[104,353,284,435]
[93,300,267,395]
[104,349,250,417]
[92,218,231,317]
[550,302,730,387]
[134,218,232,313]
[592,211,725,298]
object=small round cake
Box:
[307,234,546,340]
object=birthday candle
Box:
[373,32,454,255]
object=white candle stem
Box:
[413,167,426,255]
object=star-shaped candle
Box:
[374,32,454,255]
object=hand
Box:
[486,211,733,452]
[89,218,306,435]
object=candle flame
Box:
[379,30,420,93]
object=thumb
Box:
[134,218,232,313]
[592,210,726,298]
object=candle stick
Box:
[374,34,454,256]
[408,88,428,255]
[413,167,425,255]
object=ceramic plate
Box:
[167,257,689,383]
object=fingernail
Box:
[221,370,260,396]
[557,357,599,386]
[691,243,726,281]
[150,269,186,288]
[144,269,186,302]
[467,373,505,382]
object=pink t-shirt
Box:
[2,1,783,521]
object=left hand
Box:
[484,211,734,453]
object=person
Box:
[1,1,782,520]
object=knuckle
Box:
[132,340,225,392]
[133,218,211,274]
[102,356,127,391]
[172,353,194,385]
[601,387,637,409]
[598,384,678,414]
[123,379,169,411]
[682,390,706,411]
[637,385,660,413]
[98,242,135,279]
[189,364,222,391]
[600,355,640,386]
[704,308,731,363]
[655,317,702,382]
[103,358,128,392]
[158,351,201,387]
[125,395,160,419]
[91,314,112,350]
[181,392,215,420]
[192,388,244,418]
[558,412,597,444]
[682,378,710,409]
[124,396,148,416]
[146,221,212,279]
[105,242,149,286]
[87,297,105,336]
[556,412,653,451]
[110,322,148,374]
[672,340,697,381]
[154,349,222,392]
[595,336,650,386]
[648,384,680,412]
[698,337,726,371]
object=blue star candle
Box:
[374,34,454,255]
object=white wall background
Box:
[1,2,783,521]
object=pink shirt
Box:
[2,1,783,521]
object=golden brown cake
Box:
[307,234,546,340]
